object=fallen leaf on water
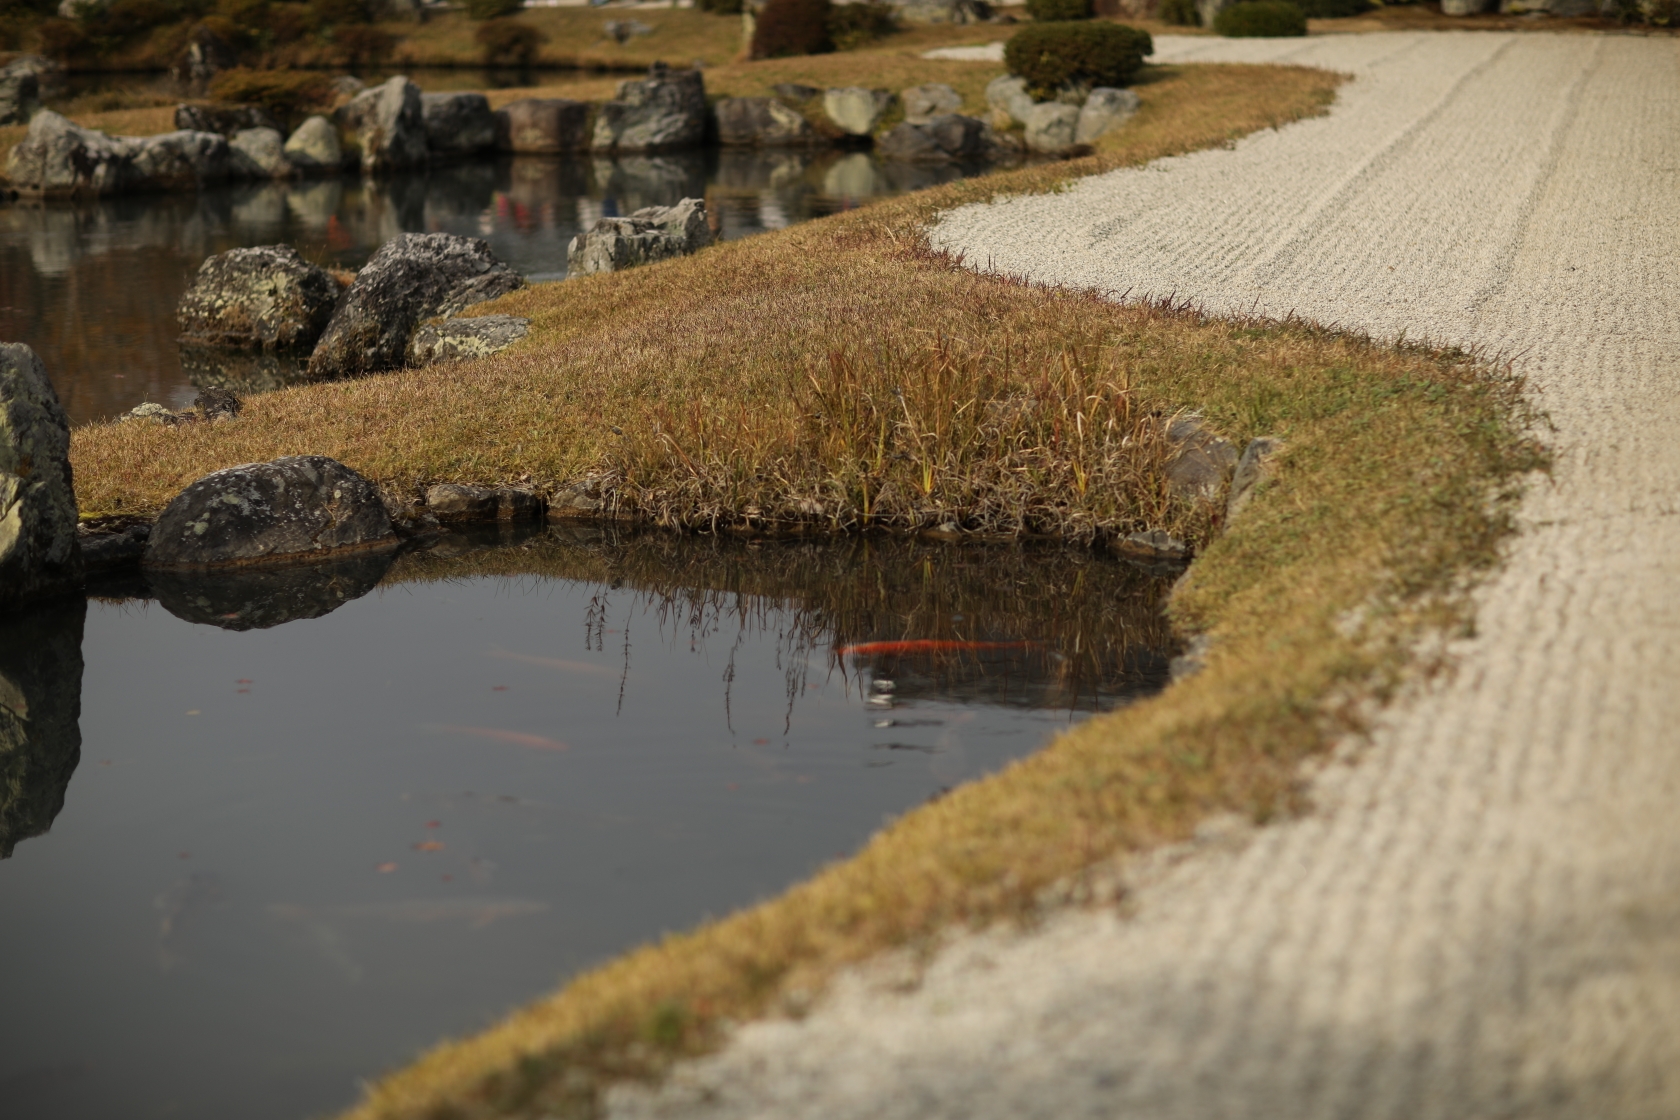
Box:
[491,685,509,692]
[376,862,398,873]
[413,841,445,852]
[424,820,441,829]
[432,725,569,752]
[753,738,769,745]
[185,710,200,716]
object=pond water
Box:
[0,148,1001,427]
[0,528,1175,1120]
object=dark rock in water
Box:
[493,98,590,153]
[878,114,993,162]
[174,103,282,137]
[177,246,339,353]
[425,483,543,522]
[407,315,530,366]
[0,342,81,614]
[148,549,393,630]
[333,76,428,176]
[79,522,149,573]
[0,597,84,859]
[592,64,708,153]
[0,57,43,126]
[193,386,242,421]
[145,455,397,569]
[1164,414,1238,502]
[714,97,815,148]
[567,197,713,275]
[307,233,524,380]
[421,92,496,157]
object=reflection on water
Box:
[0,528,1172,1120]
[0,600,84,860]
[0,150,998,425]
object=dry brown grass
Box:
[56,59,1526,1120]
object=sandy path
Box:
[607,33,1680,1120]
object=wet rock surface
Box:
[567,197,713,275]
[1164,414,1239,502]
[176,245,339,352]
[0,597,84,859]
[592,64,708,153]
[307,232,524,380]
[79,522,150,572]
[148,547,393,629]
[0,342,81,613]
[145,455,397,569]
[334,76,428,175]
[407,315,530,366]
[714,97,814,148]
[493,98,590,153]
[421,92,496,157]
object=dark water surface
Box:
[0,148,999,427]
[0,528,1174,1120]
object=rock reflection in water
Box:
[0,149,1006,425]
[0,600,84,859]
[147,549,395,630]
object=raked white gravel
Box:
[607,32,1680,1120]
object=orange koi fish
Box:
[434,725,569,752]
[836,640,1037,657]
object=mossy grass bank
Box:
[68,60,1541,1119]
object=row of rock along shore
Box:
[1,58,1140,200]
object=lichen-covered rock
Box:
[306,233,524,380]
[714,97,815,148]
[567,197,713,276]
[177,246,339,352]
[0,343,81,613]
[823,87,894,136]
[144,455,397,569]
[877,114,992,162]
[493,98,590,153]
[174,103,281,137]
[421,92,496,156]
[148,549,393,629]
[902,83,963,124]
[1023,101,1081,154]
[0,597,84,859]
[592,64,708,153]
[1075,87,1139,144]
[228,127,294,180]
[283,115,343,172]
[333,76,428,175]
[0,57,43,126]
[407,316,530,366]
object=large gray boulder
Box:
[0,343,81,614]
[407,316,530,366]
[174,103,281,136]
[126,130,231,190]
[1075,88,1139,145]
[823,87,894,136]
[0,57,42,126]
[4,110,133,197]
[421,92,496,157]
[902,83,963,124]
[145,455,397,569]
[567,197,713,276]
[0,598,84,860]
[333,76,428,175]
[228,127,294,180]
[282,115,344,173]
[1023,102,1081,154]
[713,97,815,148]
[877,114,992,162]
[984,75,1034,129]
[307,233,524,379]
[494,98,590,153]
[592,64,708,153]
[176,245,339,352]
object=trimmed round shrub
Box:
[828,0,895,49]
[1296,0,1370,15]
[751,0,832,58]
[1004,21,1151,99]
[1025,0,1092,19]
[476,16,545,64]
[1158,0,1200,23]
[1212,0,1305,35]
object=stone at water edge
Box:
[424,483,543,522]
[902,83,963,125]
[1164,414,1239,502]
[283,116,344,172]
[177,245,339,352]
[493,98,590,154]
[306,233,524,380]
[407,316,531,366]
[4,111,132,197]
[567,197,714,276]
[0,343,82,614]
[592,64,708,153]
[421,92,497,157]
[333,76,429,175]
[228,128,294,180]
[714,97,815,148]
[984,75,1034,129]
[878,114,994,163]
[174,103,281,137]
[822,87,895,137]
[144,456,397,569]
[1075,88,1139,145]
[1023,102,1082,155]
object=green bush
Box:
[1296,0,1370,15]
[464,0,521,19]
[1213,0,1305,35]
[1158,0,1199,23]
[827,0,894,49]
[697,0,743,12]
[1024,0,1091,19]
[751,0,832,58]
[1003,20,1151,99]
[475,15,545,63]
[35,15,88,58]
